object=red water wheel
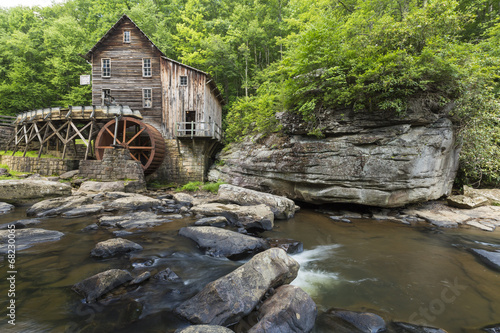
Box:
[95,117,165,175]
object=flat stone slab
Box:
[179,226,269,259]
[217,184,296,219]
[191,203,274,230]
[27,195,93,217]
[72,269,133,303]
[0,228,64,253]
[106,194,162,211]
[0,202,14,215]
[90,238,143,258]
[62,204,104,218]
[194,216,228,228]
[0,180,72,203]
[469,249,500,271]
[0,219,42,230]
[447,195,489,209]
[176,326,234,333]
[98,211,173,230]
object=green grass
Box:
[0,163,30,179]
[174,181,226,194]
[0,150,59,159]
[202,181,225,194]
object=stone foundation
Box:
[0,126,14,148]
[79,148,145,182]
[153,138,220,184]
[0,155,79,175]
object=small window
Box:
[180,76,188,86]
[101,58,111,77]
[123,30,130,43]
[102,89,113,105]
[143,88,152,108]
[143,58,152,77]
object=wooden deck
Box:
[175,121,223,142]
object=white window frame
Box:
[143,88,152,108]
[180,75,188,86]
[123,30,131,43]
[142,58,152,77]
[101,58,111,77]
[102,89,112,105]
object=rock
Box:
[191,203,274,231]
[174,192,195,207]
[464,186,500,205]
[0,219,42,230]
[391,321,449,332]
[153,268,182,282]
[175,326,234,333]
[0,228,64,253]
[209,117,459,208]
[447,195,488,209]
[268,238,303,254]
[466,221,495,232]
[130,271,151,285]
[27,195,93,217]
[99,211,172,229]
[179,226,270,259]
[217,184,296,219]
[106,193,162,211]
[47,176,60,181]
[0,202,14,214]
[469,249,500,271]
[482,324,500,333]
[62,204,104,218]
[0,180,72,203]
[176,248,299,326]
[194,216,228,228]
[78,181,126,193]
[0,168,10,176]
[317,309,386,333]
[72,269,133,303]
[59,169,79,179]
[408,209,468,228]
[90,238,143,258]
[248,285,316,333]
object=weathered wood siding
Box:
[204,84,223,129]
[91,20,162,121]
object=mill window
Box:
[180,76,188,86]
[123,30,131,43]
[143,88,152,108]
[143,58,152,77]
[101,58,111,77]
[102,89,112,105]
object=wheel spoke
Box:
[123,119,127,144]
[104,127,122,145]
[128,146,153,150]
[127,127,146,145]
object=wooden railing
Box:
[175,121,223,141]
[0,115,15,127]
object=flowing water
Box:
[1,206,499,332]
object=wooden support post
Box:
[62,121,71,159]
[38,122,50,158]
[85,120,94,160]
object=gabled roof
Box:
[81,14,165,61]
[81,14,225,105]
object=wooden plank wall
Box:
[91,21,162,122]
[204,84,223,131]
[160,58,206,138]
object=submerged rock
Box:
[248,285,316,333]
[482,323,500,333]
[90,238,143,258]
[175,326,234,333]
[0,179,72,203]
[72,269,133,303]
[176,248,299,326]
[317,309,386,333]
[62,204,104,218]
[0,202,14,214]
[98,211,172,230]
[0,228,64,253]
[191,203,274,230]
[179,226,269,259]
[130,271,151,285]
[391,321,449,332]
[194,216,228,228]
[469,249,500,271]
[217,184,296,219]
[153,268,182,282]
[268,238,303,254]
[0,219,42,230]
[27,195,93,217]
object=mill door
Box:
[185,111,196,135]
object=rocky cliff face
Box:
[210,102,460,208]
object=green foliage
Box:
[202,181,225,194]
[0,150,60,159]
[177,181,204,192]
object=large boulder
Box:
[191,203,274,230]
[217,184,296,219]
[179,226,269,259]
[0,180,72,203]
[0,228,64,253]
[248,285,316,333]
[209,117,459,208]
[72,269,133,303]
[90,238,143,258]
[105,193,162,211]
[176,248,299,326]
[27,195,93,217]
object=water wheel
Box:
[95,117,165,175]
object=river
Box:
[1,206,499,332]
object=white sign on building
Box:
[80,75,91,85]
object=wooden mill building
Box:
[79,14,224,182]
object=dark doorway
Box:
[185,111,196,135]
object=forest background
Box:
[0,0,499,187]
